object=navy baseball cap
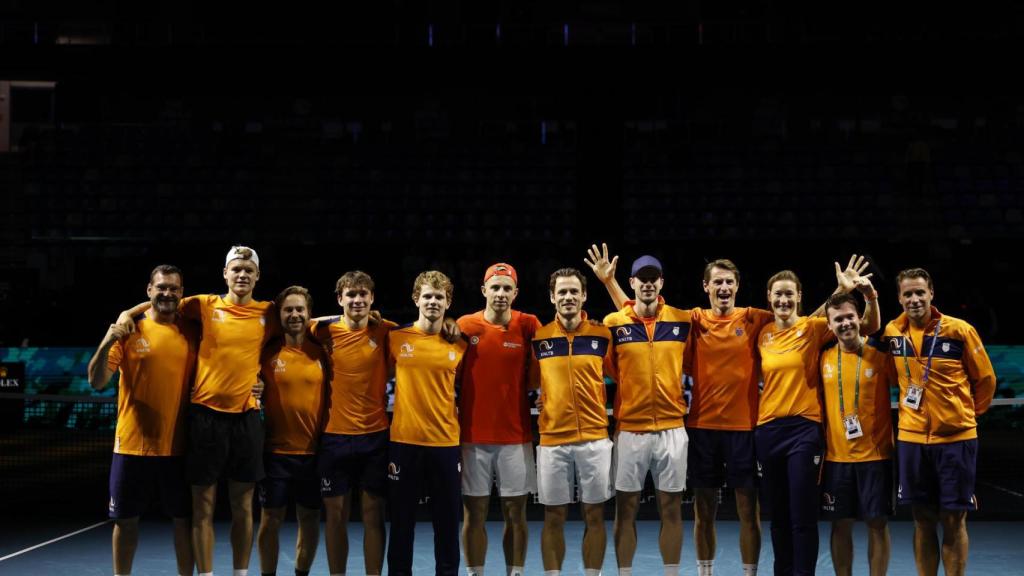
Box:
[630,255,663,277]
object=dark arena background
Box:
[2,2,1024,574]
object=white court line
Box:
[980,481,1024,499]
[0,520,110,562]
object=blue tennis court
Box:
[3,519,1023,575]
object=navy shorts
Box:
[109,453,189,519]
[258,453,322,510]
[318,430,389,497]
[897,439,978,510]
[687,427,758,490]
[821,459,894,520]
[187,404,264,485]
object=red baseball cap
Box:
[483,263,518,285]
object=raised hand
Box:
[584,242,619,285]
[834,254,874,294]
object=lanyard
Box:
[902,319,943,386]
[837,339,863,418]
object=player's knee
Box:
[831,519,855,537]
[544,506,567,529]
[615,492,640,517]
[912,505,939,526]
[865,517,888,532]
[296,505,321,524]
[114,517,140,531]
[938,510,967,531]
[582,503,605,526]
[260,507,286,526]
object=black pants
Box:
[386,441,462,576]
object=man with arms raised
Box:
[89,265,196,576]
[599,254,691,576]
[820,290,894,576]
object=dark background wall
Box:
[1,2,1022,345]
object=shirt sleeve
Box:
[962,324,996,415]
[106,339,124,372]
[527,342,541,390]
[179,295,203,321]
[812,316,835,346]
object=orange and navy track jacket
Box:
[884,307,996,444]
[530,314,612,447]
[603,298,690,433]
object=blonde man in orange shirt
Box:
[89,264,197,576]
[386,271,468,576]
[257,286,327,576]
[458,263,542,576]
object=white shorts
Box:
[461,443,537,497]
[614,426,689,493]
[536,438,614,505]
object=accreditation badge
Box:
[903,384,924,410]
[843,415,864,440]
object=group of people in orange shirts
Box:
[89,243,995,576]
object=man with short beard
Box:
[88,264,197,576]
[884,268,995,576]
[256,286,326,576]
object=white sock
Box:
[584,570,602,576]
[232,570,247,576]
[698,559,714,576]
[198,573,213,576]
[467,567,484,576]
[543,571,561,576]
[742,564,758,575]
[508,567,524,576]
[664,564,680,576]
[619,568,632,576]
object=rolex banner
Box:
[0,362,25,430]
